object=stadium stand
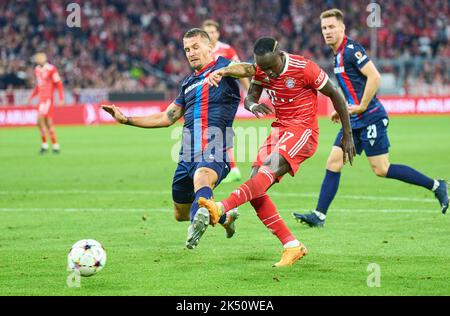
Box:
[0,0,448,96]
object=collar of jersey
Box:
[194,60,216,76]
[335,36,348,55]
[279,51,290,76]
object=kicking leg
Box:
[199,153,306,266]
[199,152,291,224]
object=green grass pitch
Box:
[0,116,449,296]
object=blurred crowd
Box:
[0,0,449,97]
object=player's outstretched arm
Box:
[101,103,184,128]
[319,80,356,165]
[243,82,274,119]
[208,63,256,87]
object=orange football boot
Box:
[273,243,308,267]
[198,197,222,226]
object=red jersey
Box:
[32,63,63,102]
[252,52,328,129]
[212,41,240,62]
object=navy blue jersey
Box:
[334,36,387,129]
[174,56,240,162]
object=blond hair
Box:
[320,8,344,22]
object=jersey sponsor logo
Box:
[334,66,345,74]
[285,78,296,89]
[184,78,207,95]
[355,51,368,64]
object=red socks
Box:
[40,128,47,143]
[251,194,296,245]
[221,166,296,246]
[222,166,275,211]
[49,127,57,145]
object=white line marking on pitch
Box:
[0,207,438,214]
[0,190,436,203]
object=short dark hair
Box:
[202,19,220,31]
[253,37,279,56]
[183,28,210,41]
[320,8,344,22]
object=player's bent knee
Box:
[326,158,344,172]
[372,165,388,177]
[326,147,345,172]
[194,168,218,188]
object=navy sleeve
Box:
[216,56,231,68]
[348,43,371,69]
[174,81,187,108]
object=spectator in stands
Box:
[0,0,448,95]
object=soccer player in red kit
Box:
[27,53,64,154]
[203,19,250,183]
[200,37,355,267]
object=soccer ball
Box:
[67,239,107,277]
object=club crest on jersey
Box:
[285,78,296,89]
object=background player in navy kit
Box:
[101,28,240,248]
[293,9,449,227]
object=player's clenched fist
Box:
[101,104,128,124]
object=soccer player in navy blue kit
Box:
[102,28,240,248]
[293,9,448,227]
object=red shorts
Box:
[38,99,54,117]
[253,125,318,178]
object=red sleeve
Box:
[303,59,328,90]
[228,47,240,62]
[52,68,64,100]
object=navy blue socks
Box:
[190,186,213,222]
[386,164,434,190]
[316,169,341,215]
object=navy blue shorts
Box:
[172,161,230,204]
[334,117,390,157]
